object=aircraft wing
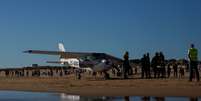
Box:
[24,50,123,64]
[103,53,123,64]
[24,50,99,58]
[24,50,62,55]
[46,61,63,64]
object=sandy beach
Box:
[0,75,200,97]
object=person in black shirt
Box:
[141,54,146,79]
[123,51,131,79]
[159,52,166,78]
[146,53,151,79]
[151,52,159,79]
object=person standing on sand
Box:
[188,44,200,82]
[146,53,151,79]
[167,63,171,78]
[141,54,146,79]
[159,52,166,78]
[173,62,178,78]
[151,52,159,79]
[123,51,131,79]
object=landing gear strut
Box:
[103,71,110,80]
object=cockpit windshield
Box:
[80,56,96,61]
[79,53,106,62]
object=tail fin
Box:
[58,43,66,52]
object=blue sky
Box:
[0,0,201,67]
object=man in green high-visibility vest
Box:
[188,44,200,82]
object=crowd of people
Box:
[143,52,165,79]
[122,44,200,82]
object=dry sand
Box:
[0,76,200,97]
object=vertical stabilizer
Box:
[58,43,66,52]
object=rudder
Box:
[58,43,66,52]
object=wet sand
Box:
[0,76,200,97]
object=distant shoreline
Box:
[0,77,201,97]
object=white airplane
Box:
[24,43,122,79]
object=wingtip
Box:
[23,50,32,53]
